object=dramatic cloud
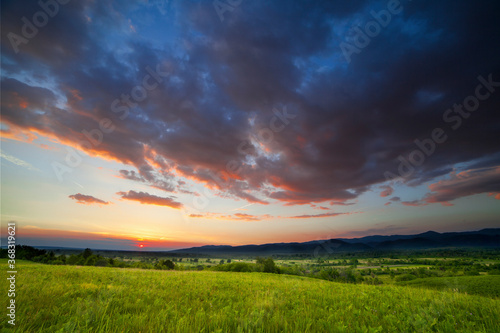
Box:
[1,0,500,211]
[69,194,109,205]
[117,190,183,209]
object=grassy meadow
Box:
[2,259,499,332]
[397,275,500,298]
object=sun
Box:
[139,244,144,248]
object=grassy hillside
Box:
[397,275,500,298]
[2,260,499,332]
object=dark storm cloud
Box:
[1,0,500,207]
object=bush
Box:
[212,262,254,272]
[318,268,340,281]
[465,270,480,276]
[95,259,109,267]
[155,259,175,270]
[82,248,93,259]
[256,257,279,273]
[66,255,80,265]
[84,255,98,266]
[229,262,253,272]
[395,274,417,282]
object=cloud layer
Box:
[2,0,500,211]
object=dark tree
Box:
[82,248,93,259]
[164,259,175,270]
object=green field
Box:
[2,260,499,332]
[398,275,500,298]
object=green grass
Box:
[2,260,499,332]
[398,275,500,298]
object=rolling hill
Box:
[170,228,500,255]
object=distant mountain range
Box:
[170,228,500,255]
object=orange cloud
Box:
[379,185,394,197]
[488,192,500,200]
[187,212,271,221]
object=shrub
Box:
[95,259,109,267]
[66,255,80,265]
[395,274,417,282]
[256,257,279,273]
[465,270,480,276]
[84,255,98,266]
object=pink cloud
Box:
[69,193,109,205]
[117,190,183,209]
[379,185,394,197]
[188,212,271,221]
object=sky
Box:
[1,0,499,250]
